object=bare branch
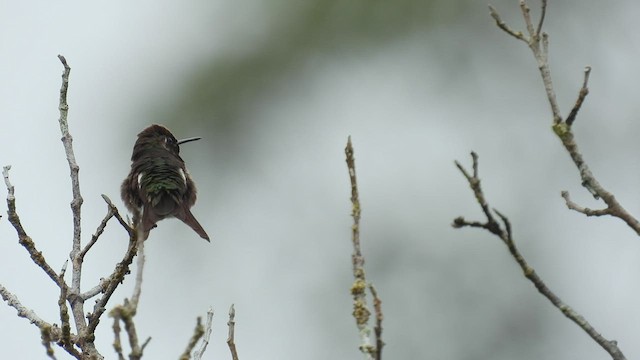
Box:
[488,5,527,42]
[87,231,139,336]
[519,0,536,40]
[40,327,58,360]
[490,2,562,122]
[536,0,548,37]
[193,307,214,360]
[369,285,384,360]
[80,204,115,261]
[56,55,84,305]
[112,317,126,360]
[54,56,98,355]
[561,191,611,216]
[551,119,640,234]
[180,317,205,360]
[494,0,640,240]
[227,304,239,360]
[109,299,144,360]
[79,278,109,301]
[344,137,376,359]
[566,66,592,126]
[2,54,146,360]
[56,55,83,250]
[101,194,134,236]
[109,233,149,360]
[57,263,77,357]
[454,153,627,360]
[3,166,63,287]
[130,234,145,308]
[0,283,63,339]
[454,153,501,237]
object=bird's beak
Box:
[177,137,202,145]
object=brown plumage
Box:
[121,124,210,241]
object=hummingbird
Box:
[121,124,210,241]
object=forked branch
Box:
[489,1,640,235]
[454,152,626,360]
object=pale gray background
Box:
[2,1,640,359]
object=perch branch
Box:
[453,152,626,360]
[86,229,139,336]
[109,229,148,360]
[1,54,144,360]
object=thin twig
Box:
[566,66,592,127]
[109,228,147,359]
[40,327,58,360]
[79,278,109,301]
[454,152,627,360]
[491,2,562,123]
[122,301,141,359]
[519,0,535,41]
[80,207,114,261]
[130,232,145,308]
[561,191,611,216]
[87,231,139,336]
[193,307,214,360]
[0,283,63,340]
[180,317,205,360]
[536,0,548,37]
[3,166,63,286]
[227,304,239,360]
[556,127,640,232]
[102,194,134,236]
[56,55,83,250]
[488,5,526,42]
[112,317,126,360]
[454,153,500,236]
[369,285,384,360]
[57,263,75,356]
[56,54,83,296]
[344,137,376,359]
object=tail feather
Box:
[140,206,159,240]
[175,208,211,242]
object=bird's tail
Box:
[175,208,211,242]
[140,206,157,240]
